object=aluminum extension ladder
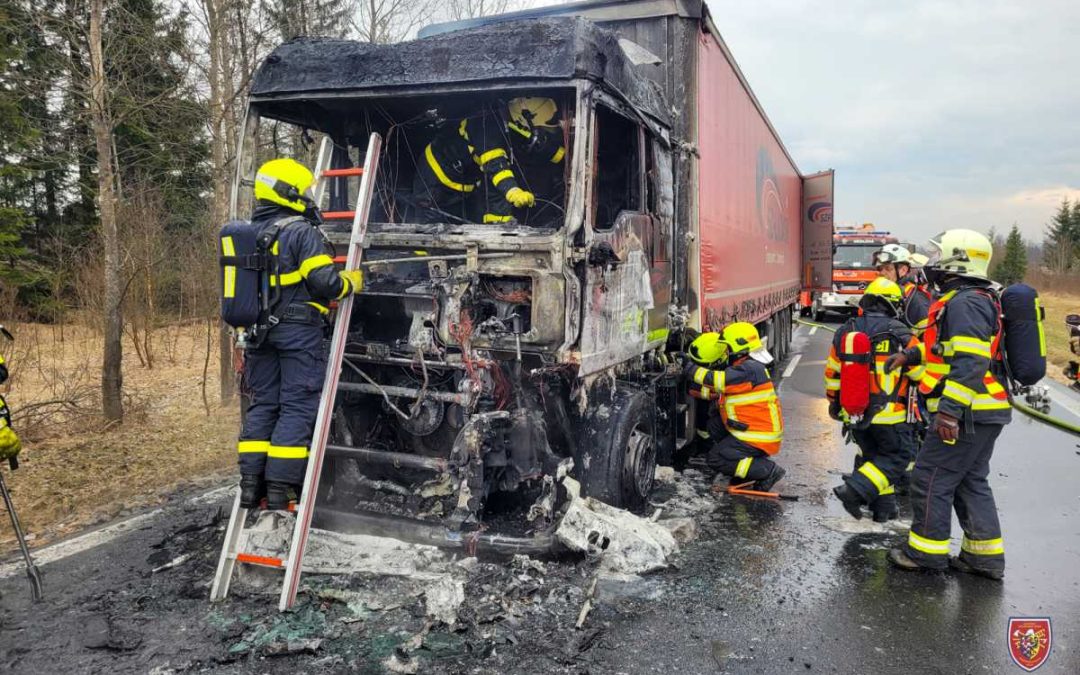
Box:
[210,132,382,611]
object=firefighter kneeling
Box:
[826,278,924,522]
[684,323,786,491]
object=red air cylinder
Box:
[838,331,872,417]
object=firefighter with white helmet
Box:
[684,323,786,490]
[874,243,932,335]
[884,229,1009,579]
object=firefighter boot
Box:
[833,483,864,520]
[266,482,297,511]
[872,494,899,523]
[239,474,265,509]
[754,465,787,493]
[948,556,1004,581]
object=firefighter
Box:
[237,158,363,510]
[0,356,20,463]
[826,278,924,522]
[884,229,1009,580]
[505,97,566,224]
[873,244,931,335]
[412,101,537,225]
[684,324,786,490]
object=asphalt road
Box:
[2,318,1079,674]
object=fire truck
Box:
[801,224,896,321]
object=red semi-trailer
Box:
[233,0,834,547]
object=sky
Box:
[701,0,1080,244]
[522,0,1080,244]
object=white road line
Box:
[0,484,233,579]
[782,354,802,379]
[809,326,819,336]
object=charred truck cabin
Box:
[232,1,834,552]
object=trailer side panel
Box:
[695,30,802,330]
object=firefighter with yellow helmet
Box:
[684,322,786,490]
[825,277,924,522]
[413,98,560,225]
[883,229,1010,579]
[236,158,363,510]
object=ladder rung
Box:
[322,210,356,220]
[322,167,364,177]
[236,553,284,568]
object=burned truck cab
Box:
[235,18,683,548]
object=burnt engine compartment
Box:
[317,252,577,540]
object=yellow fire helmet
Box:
[721,321,772,364]
[864,277,903,303]
[508,97,559,129]
[254,158,315,213]
[688,332,726,365]
[927,229,993,278]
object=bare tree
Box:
[442,0,527,21]
[352,0,439,44]
[88,0,124,421]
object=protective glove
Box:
[0,422,21,461]
[338,269,364,295]
[932,411,960,444]
[884,352,908,373]
[828,399,843,421]
[505,187,535,208]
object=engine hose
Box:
[795,318,1080,436]
[795,318,837,332]
[1010,397,1080,437]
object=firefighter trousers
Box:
[706,434,776,483]
[847,423,911,512]
[906,423,1005,573]
[238,318,327,486]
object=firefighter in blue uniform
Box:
[884,229,1010,579]
[413,99,550,224]
[825,278,924,522]
[505,97,566,225]
[237,158,363,510]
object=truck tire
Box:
[812,297,825,323]
[575,386,657,510]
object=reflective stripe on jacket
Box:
[688,357,783,454]
[824,312,924,425]
[916,284,1011,424]
[251,204,346,314]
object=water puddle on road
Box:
[817,516,910,535]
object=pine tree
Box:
[1043,198,1074,273]
[994,224,1027,286]
[1071,200,1080,267]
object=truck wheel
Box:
[576,386,656,510]
[812,298,825,323]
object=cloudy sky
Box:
[704,0,1080,243]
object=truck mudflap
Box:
[311,507,558,556]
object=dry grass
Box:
[1039,290,1080,385]
[0,320,239,548]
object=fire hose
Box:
[794,318,1080,438]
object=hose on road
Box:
[1011,397,1080,437]
[795,318,1080,437]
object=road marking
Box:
[0,485,233,579]
[809,326,819,336]
[782,354,802,379]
